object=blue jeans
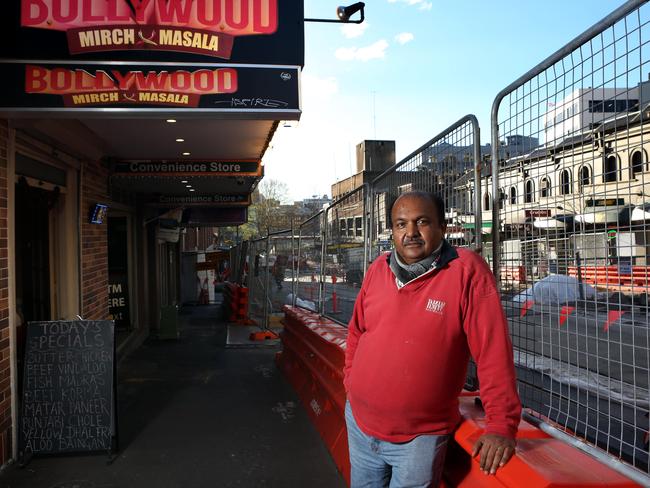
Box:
[345,401,449,488]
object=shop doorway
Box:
[108,216,132,330]
[15,178,57,391]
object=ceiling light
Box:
[166,119,177,123]
[176,138,185,142]
[181,180,188,184]
[182,152,191,156]
[186,185,192,188]
[189,189,196,192]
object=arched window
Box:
[525,180,535,203]
[580,166,591,188]
[540,177,551,198]
[484,193,491,211]
[560,169,571,195]
[631,151,645,178]
[604,155,618,182]
[510,186,517,204]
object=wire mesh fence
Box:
[369,115,484,264]
[322,186,368,325]
[245,237,269,328]
[491,0,650,476]
[228,241,248,286]
[295,211,324,312]
[266,230,296,319]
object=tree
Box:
[240,179,292,238]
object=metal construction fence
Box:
[323,185,369,325]
[295,211,325,312]
[491,0,650,480]
[369,114,483,262]
[244,237,268,328]
[227,1,650,481]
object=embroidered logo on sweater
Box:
[426,298,446,314]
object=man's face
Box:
[391,195,446,265]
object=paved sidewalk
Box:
[1,303,344,488]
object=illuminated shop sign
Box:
[153,194,252,206]
[26,64,237,107]
[2,1,304,66]
[21,0,278,59]
[113,160,262,176]
[0,62,300,113]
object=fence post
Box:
[471,119,483,251]
[291,221,296,305]
[263,233,271,330]
[363,183,370,275]
[319,210,327,315]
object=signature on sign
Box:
[215,98,289,108]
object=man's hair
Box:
[387,191,446,227]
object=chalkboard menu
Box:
[20,320,116,456]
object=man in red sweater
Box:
[344,191,521,487]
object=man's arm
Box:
[463,259,522,475]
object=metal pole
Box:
[491,124,500,282]
[291,221,296,304]
[295,225,302,308]
[263,233,271,330]
[319,210,327,315]
[363,183,371,275]
[471,119,483,251]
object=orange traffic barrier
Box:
[278,306,641,488]
[222,282,251,323]
[568,265,650,293]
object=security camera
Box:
[337,2,365,23]
[236,177,245,185]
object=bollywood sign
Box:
[113,160,262,176]
[0,62,300,114]
[4,0,303,65]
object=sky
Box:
[261,0,625,202]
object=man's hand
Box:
[472,434,516,475]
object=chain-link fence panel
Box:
[246,237,269,327]
[491,1,650,480]
[266,230,296,321]
[295,211,324,312]
[323,186,368,325]
[228,242,247,285]
[369,115,484,264]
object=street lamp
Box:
[305,2,366,24]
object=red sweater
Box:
[344,246,521,442]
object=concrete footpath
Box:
[0,302,345,488]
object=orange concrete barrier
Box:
[222,282,250,323]
[277,306,641,488]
